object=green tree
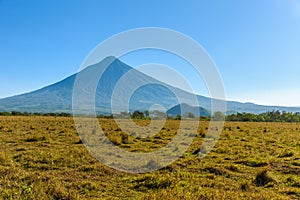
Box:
[175,115,181,120]
[132,110,145,119]
[144,110,150,117]
[212,111,225,121]
[186,112,195,119]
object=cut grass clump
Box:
[225,165,239,172]
[240,182,250,191]
[253,170,275,187]
[202,167,227,176]
[74,139,83,144]
[132,176,173,191]
[46,180,78,200]
[278,150,294,158]
[235,160,268,167]
[24,135,48,143]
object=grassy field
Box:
[0,116,300,199]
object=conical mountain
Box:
[0,57,299,115]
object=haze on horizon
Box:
[1,0,300,107]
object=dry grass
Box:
[0,116,300,199]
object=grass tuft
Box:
[253,170,275,187]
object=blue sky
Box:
[1,0,300,106]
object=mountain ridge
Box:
[0,57,300,114]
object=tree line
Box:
[0,111,71,117]
[1,110,300,122]
[225,110,300,122]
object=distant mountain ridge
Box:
[167,103,210,117]
[0,56,300,115]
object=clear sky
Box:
[1,0,300,106]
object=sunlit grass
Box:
[0,116,300,199]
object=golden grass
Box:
[0,116,300,199]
